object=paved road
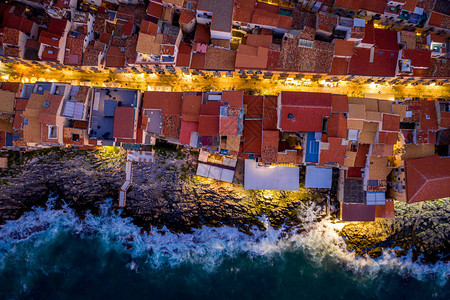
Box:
[1,62,449,99]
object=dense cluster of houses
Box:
[0,81,449,221]
[0,0,448,80]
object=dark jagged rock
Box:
[0,147,448,263]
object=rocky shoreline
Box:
[0,147,448,263]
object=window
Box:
[426,115,430,119]
[48,125,58,139]
[72,134,80,142]
[43,101,50,107]
[288,113,294,119]
[24,118,29,126]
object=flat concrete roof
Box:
[305,166,332,189]
[244,159,299,191]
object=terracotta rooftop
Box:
[113,106,135,139]
[190,52,206,69]
[331,94,348,113]
[39,31,61,47]
[179,10,195,24]
[402,49,431,68]
[334,39,354,57]
[263,95,278,130]
[246,34,272,49]
[329,57,349,75]
[235,44,269,70]
[233,0,256,24]
[105,46,126,68]
[161,114,181,138]
[261,130,279,163]
[142,91,182,115]
[279,91,332,132]
[194,24,210,44]
[220,116,239,136]
[181,93,202,122]
[333,0,362,10]
[147,1,163,18]
[204,46,236,71]
[2,28,20,45]
[244,95,263,119]
[327,113,347,138]
[360,0,386,14]
[317,13,338,33]
[40,94,63,125]
[222,91,243,108]
[179,121,198,145]
[405,156,450,204]
[48,18,68,36]
[0,90,16,113]
[349,47,398,77]
[198,115,219,136]
[319,137,347,165]
[41,46,59,61]
[243,119,262,153]
[381,113,400,132]
[3,13,34,34]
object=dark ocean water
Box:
[0,200,448,300]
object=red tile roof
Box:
[39,31,61,47]
[319,137,347,165]
[261,130,279,163]
[360,0,386,14]
[420,101,438,130]
[147,1,164,18]
[263,95,278,130]
[48,18,68,36]
[317,13,338,33]
[179,121,198,144]
[381,113,400,132]
[333,0,362,10]
[349,47,398,77]
[113,106,135,139]
[235,44,269,70]
[402,49,431,68]
[355,144,369,167]
[198,115,219,136]
[334,39,354,57]
[360,23,375,45]
[176,42,192,67]
[279,91,332,132]
[372,143,393,156]
[405,156,450,203]
[3,13,34,34]
[341,202,375,221]
[181,93,202,122]
[220,116,239,136]
[2,28,20,45]
[378,131,398,144]
[327,113,347,138]
[329,57,349,75]
[331,94,348,113]
[427,12,444,27]
[374,29,399,51]
[194,24,210,44]
[233,0,256,24]
[244,95,263,119]
[40,94,63,125]
[222,91,243,108]
[375,201,395,219]
[41,46,59,61]
[190,52,206,69]
[179,10,195,24]
[105,46,126,68]
[243,119,262,153]
[142,91,183,115]
[246,34,272,49]
[441,111,450,128]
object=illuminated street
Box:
[1,62,449,99]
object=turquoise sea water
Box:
[0,200,449,299]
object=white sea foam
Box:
[0,199,448,285]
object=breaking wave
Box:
[0,198,449,290]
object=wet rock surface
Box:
[0,147,448,262]
[340,199,450,262]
